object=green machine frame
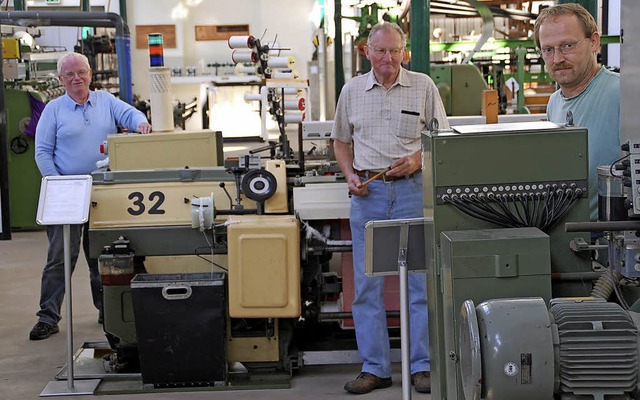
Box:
[5,89,46,230]
[422,123,592,400]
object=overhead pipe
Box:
[0,11,133,104]
[119,0,128,24]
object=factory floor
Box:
[0,230,431,400]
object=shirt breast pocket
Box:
[396,110,421,141]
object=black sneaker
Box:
[29,322,59,340]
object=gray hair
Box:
[368,22,407,48]
[57,52,91,76]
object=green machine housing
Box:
[422,122,592,400]
[430,64,488,116]
[4,89,47,230]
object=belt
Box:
[355,169,421,182]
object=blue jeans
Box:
[349,173,429,378]
[37,223,103,326]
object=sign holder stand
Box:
[35,175,101,397]
[365,217,432,400]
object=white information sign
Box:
[505,77,520,94]
[36,175,93,226]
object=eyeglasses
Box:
[368,46,404,58]
[539,38,587,60]
[61,70,89,79]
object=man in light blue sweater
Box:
[534,3,620,221]
[31,52,151,340]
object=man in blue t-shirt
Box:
[534,3,620,221]
[30,52,152,340]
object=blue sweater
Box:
[546,67,620,221]
[35,90,148,176]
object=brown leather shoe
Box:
[344,372,393,394]
[412,371,431,393]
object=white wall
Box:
[127,0,317,100]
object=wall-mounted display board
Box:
[195,24,250,41]
[135,25,177,49]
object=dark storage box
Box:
[131,272,227,387]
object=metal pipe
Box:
[215,209,259,215]
[334,0,344,102]
[0,46,11,240]
[119,0,128,24]
[307,245,352,253]
[318,311,400,320]
[0,11,133,104]
[565,220,640,232]
[63,224,74,388]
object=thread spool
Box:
[244,92,262,102]
[236,65,258,74]
[149,67,174,132]
[228,35,255,49]
[268,56,295,69]
[272,71,299,79]
[282,87,302,95]
[148,33,164,67]
[284,112,305,123]
[232,49,258,64]
[283,98,305,111]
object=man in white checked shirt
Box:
[331,21,448,395]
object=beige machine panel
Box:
[264,159,288,213]
[227,319,280,362]
[90,181,237,229]
[107,130,222,171]
[227,215,300,317]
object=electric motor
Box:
[460,297,640,400]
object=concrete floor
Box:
[0,229,430,400]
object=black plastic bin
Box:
[131,272,227,387]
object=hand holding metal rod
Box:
[357,167,390,188]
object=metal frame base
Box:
[40,379,101,397]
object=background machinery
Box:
[2,34,65,230]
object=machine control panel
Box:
[629,139,640,214]
[436,179,588,204]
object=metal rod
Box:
[63,224,74,389]
[565,220,640,232]
[398,223,412,400]
[307,245,352,253]
[318,311,400,320]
